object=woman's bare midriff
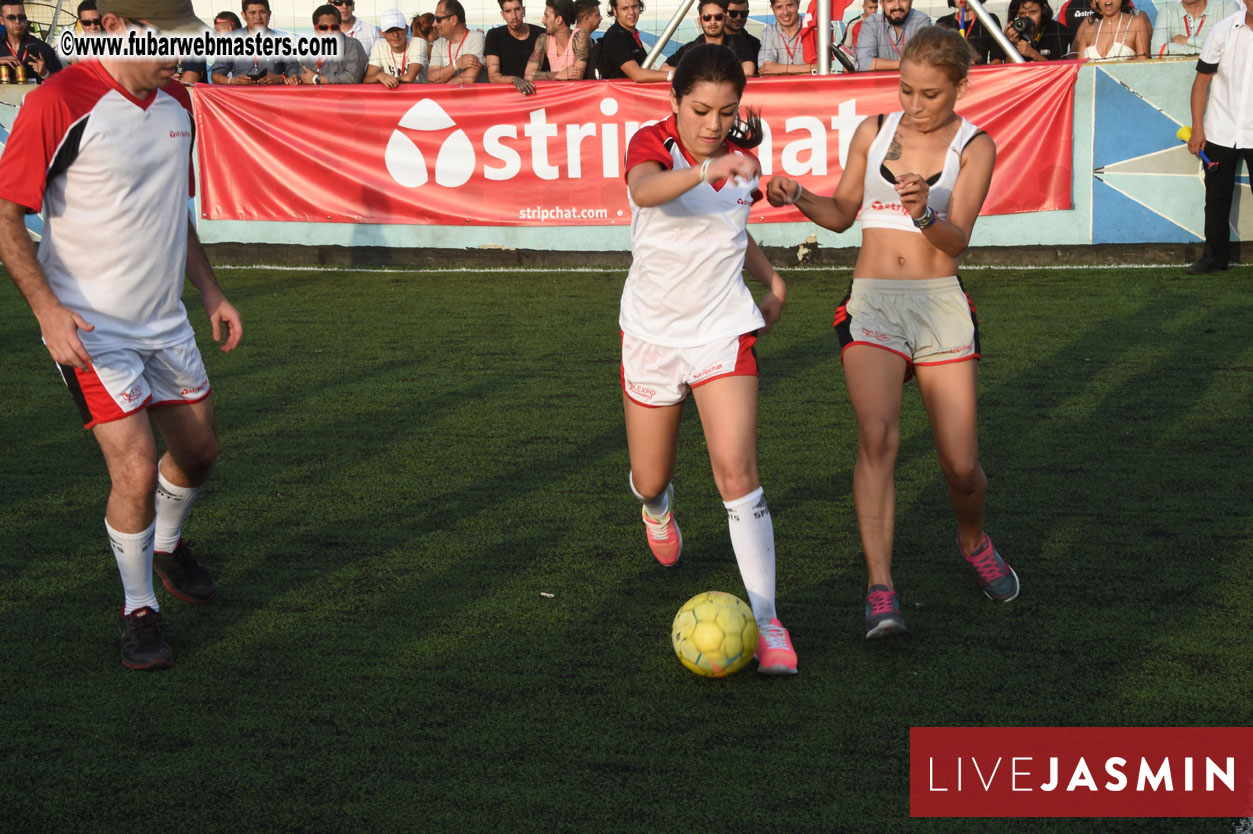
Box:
[853,228,959,279]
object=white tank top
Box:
[859,111,982,234]
[1082,14,1135,60]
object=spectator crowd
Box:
[0,0,1242,89]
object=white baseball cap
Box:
[379,8,408,31]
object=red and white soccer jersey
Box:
[620,115,765,348]
[0,62,196,353]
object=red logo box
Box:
[911,727,1253,817]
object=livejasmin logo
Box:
[909,727,1253,818]
[384,98,867,188]
[927,754,1236,793]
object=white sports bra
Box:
[860,111,983,234]
[1083,13,1135,60]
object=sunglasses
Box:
[4,13,27,21]
[330,0,354,5]
[701,12,724,20]
[726,9,748,16]
[433,13,452,20]
[316,23,337,30]
[80,16,103,26]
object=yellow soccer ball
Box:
[671,591,758,678]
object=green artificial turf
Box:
[1,263,1250,833]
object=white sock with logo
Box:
[153,471,202,553]
[723,487,777,626]
[107,519,158,615]
[629,471,671,521]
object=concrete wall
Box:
[1,58,1247,254]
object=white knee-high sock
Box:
[629,471,671,520]
[724,487,777,626]
[153,471,202,553]
[107,519,158,615]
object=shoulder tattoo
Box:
[886,131,903,161]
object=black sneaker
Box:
[153,540,217,604]
[119,606,173,670]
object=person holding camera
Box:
[936,0,1003,64]
[1004,0,1069,59]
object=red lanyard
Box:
[448,30,468,64]
[390,45,408,75]
[888,23,905,56]
[1184,13,1205,37]
[782,28,800,62]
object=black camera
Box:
[1011,16,1035,35]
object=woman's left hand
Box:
[894,173,930,220]
[758,275,786,333]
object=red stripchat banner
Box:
[192,62,1077,226]
[911,727,1253,817]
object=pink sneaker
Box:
[642,486,681,567]
[755,618,798,675]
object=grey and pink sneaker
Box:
[642,485,681,567]
[755,618,798,675]
[960,534,1019,602]
[865,584,907,638]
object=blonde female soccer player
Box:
[767,26,1018,639]
[621,43,797,675]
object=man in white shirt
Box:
[0,0,243,671]
[366,7,427,85]
[330,0,379,56]
[1186,0,1253,273]
[428,0,487,83]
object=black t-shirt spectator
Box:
[665,32,755,66]
[597,21,647,79]
[740,30,761,67]
[586,32,602,78]
[0,34,62,82]
[936,13,1004,63]
[485,23,544,77]
[176,58,209,80]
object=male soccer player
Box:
[0,0,242,671]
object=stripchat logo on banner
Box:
[192,64,1079,226]
[910,727,1253,817]
[384,100,475,189]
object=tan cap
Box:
[98,0,207,33]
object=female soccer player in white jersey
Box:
[767,26,1018,639]
[621,43,797,675]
